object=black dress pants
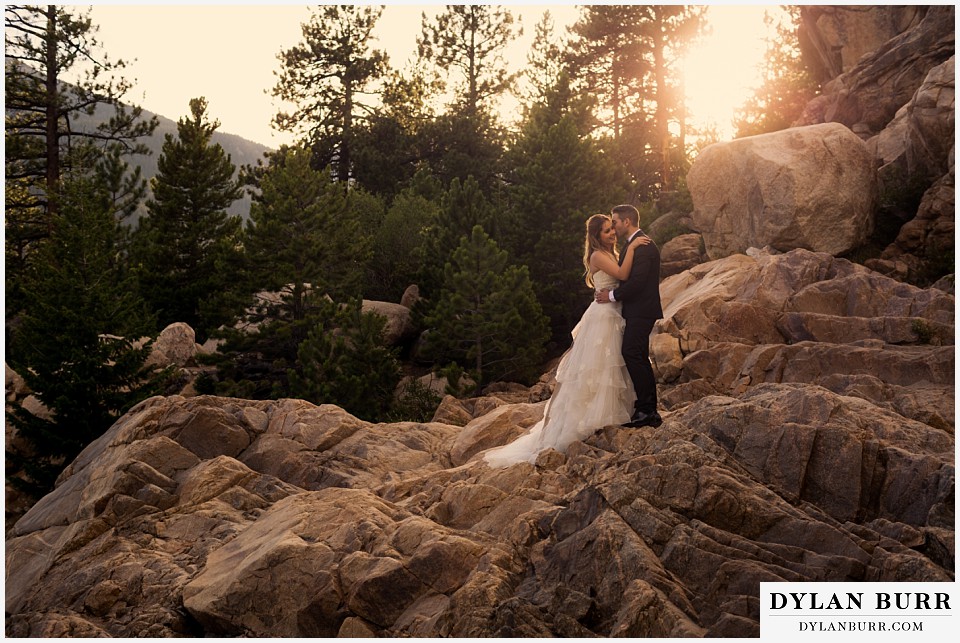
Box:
[621,316,658,414]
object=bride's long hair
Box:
[582,213,618,288]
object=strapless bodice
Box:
[592,270,619,291]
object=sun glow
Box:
[682,5,778,142]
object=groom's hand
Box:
[595,289,612,304]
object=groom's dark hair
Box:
[611,204,639,226]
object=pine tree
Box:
[366,189,440,302]
[518,11,567,110]
[243,146,370,324]
[272,5,388,182]
[288,299,401,422]
[505,77,628,345]
[423,226,549,393]
[210,147,375,399]
[351,66,442,200]
[418,176,502,301]
[417,4,521,116]
[566,5,704,196]
[130,97,243,340]
[5,4,156,316]
[6,169,161,497]
[415,5,519,188]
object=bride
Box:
[484,213,649,467]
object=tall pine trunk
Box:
[44,5,59,223]
[653,11,670,191]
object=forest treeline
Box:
[4,5,816,498]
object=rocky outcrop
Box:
[687,123,876,259]
[797,5,955,138]
[778,6,954,286]
[651,248,954,434]
[868,56,955,182]
[6,382,952,637]
[6,249,953,638]
[660,233,708,279]
[799,6,927,82]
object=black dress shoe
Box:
[624,411,663,428]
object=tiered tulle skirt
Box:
[484,301,636,467]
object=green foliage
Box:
[417,110,507,191]
[130,97,243,340]
[418,176,504,301]
[272,4,387,182]
[242,146,373,324]
[911,319,935,345]
[6,172,162,497]
[504,78,628,345]
[386,378,442,423]
[206,315,317,400]
[5,4,156,321]
[438,362,469,397]
[518,11,566,109]
[210,149,377,401]
[566,5,704,193]
[423,226,550,394]
[289,300,401,422]
[417,5,520,115]
[365,190,440,302]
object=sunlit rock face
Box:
[797,5,954,138]
[800,5,927,81]
[6,248,953,638]
[687,123,877,259]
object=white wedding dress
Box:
[484,270,636,467]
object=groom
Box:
[595,204,663,428]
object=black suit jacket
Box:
[613,233,663,320]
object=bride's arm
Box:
[589,237,650,280]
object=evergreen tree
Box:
[415,5,519,188]
[517,11,566,109]
[243,146,370,325]
[289,299,401,422]
[209,147,375,399]
[366,189,440,302]
[638,5,705,190]
[272,4,388,182]
[351,66,442,200]
[417,4,520,116]
[6,169,161,497]
[5,4,156,315]
[566,5,704,196]
[505,76,628,346]
[423,226,549,394]
[417,110,507,191]
[130,97,243,340]
[418,176,503,302]
[566,5,646,141]
[734,8,819,137]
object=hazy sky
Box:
[85,3,773,149]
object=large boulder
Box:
[146,322,199,368]
[687,123,876,259]
[362,300,417,346]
